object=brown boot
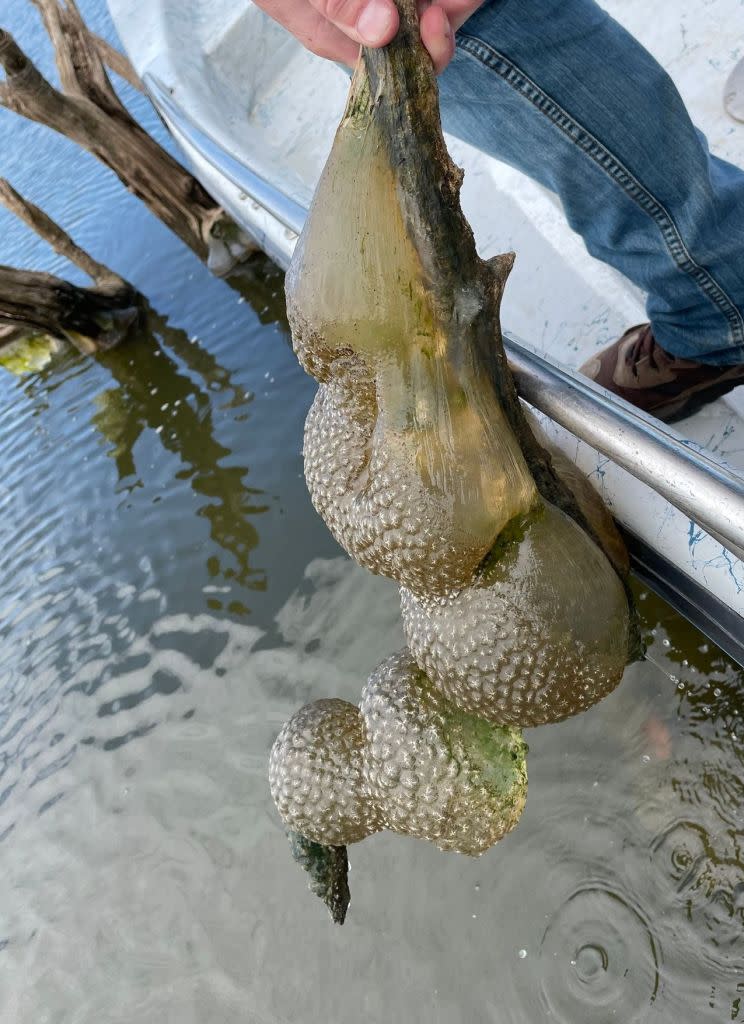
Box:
[579,324,744,422]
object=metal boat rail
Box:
[145,74,744,664]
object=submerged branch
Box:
[0,264,143,352]
[0,177,126,288]
[0,18,253,269]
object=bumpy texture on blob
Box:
[269,654,527,856]
[401,503,630,726]
[303,379,505,596]
[287,71,538,599]
[361,652,527,854]
[268,698,381,846]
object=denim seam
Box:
[456,33,744,347]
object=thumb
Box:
[308,0,399,46]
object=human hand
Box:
[253,0,485,74]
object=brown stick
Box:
[0,177,125,287]
[0,264,142,351]
[91,32,143,93]
[30,0,137,115]
[0,20,251,267]
[32,0,145,96]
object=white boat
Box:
[108,0,744,664]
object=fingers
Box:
[307,0,399,46]
[420,0,484,72]
[253,0,361,63]
[419,3,455,74]
[255,0,483,71]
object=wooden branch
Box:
[29,0,123,113]
[0,29,220,259]
[0,30,77,123]
[1,22,253,269]
[0,264,142,351]
[0,177,125,287]
[91,32,143,93]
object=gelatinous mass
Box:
[270,653,527,856]
[271,0,636,862]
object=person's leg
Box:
[438,0,744,368]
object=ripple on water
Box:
[539,884,660,1024]
[651,817,744,977]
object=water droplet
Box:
[641,754,651,765]
[662,638,670,647]
[518,948,527,959]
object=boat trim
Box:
[505,342,744,564]
[625,530,744,668]
[145,74,307,237]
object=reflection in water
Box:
[637,595,744,1015]
[0,262,292,857]
[94,306,268,592]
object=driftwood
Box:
[90,30,144,93]
[0,179,143,351]
[0,177,125,288]
[0,266,141,352]
[0,0,253,270]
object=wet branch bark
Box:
[0,178,143,352]
[0,177,125,287]
[0,2,252,268]
[0,265,142,352]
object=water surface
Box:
[0,3,742,1021]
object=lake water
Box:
[0,3,743,1021]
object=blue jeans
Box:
[437,0,744,365]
